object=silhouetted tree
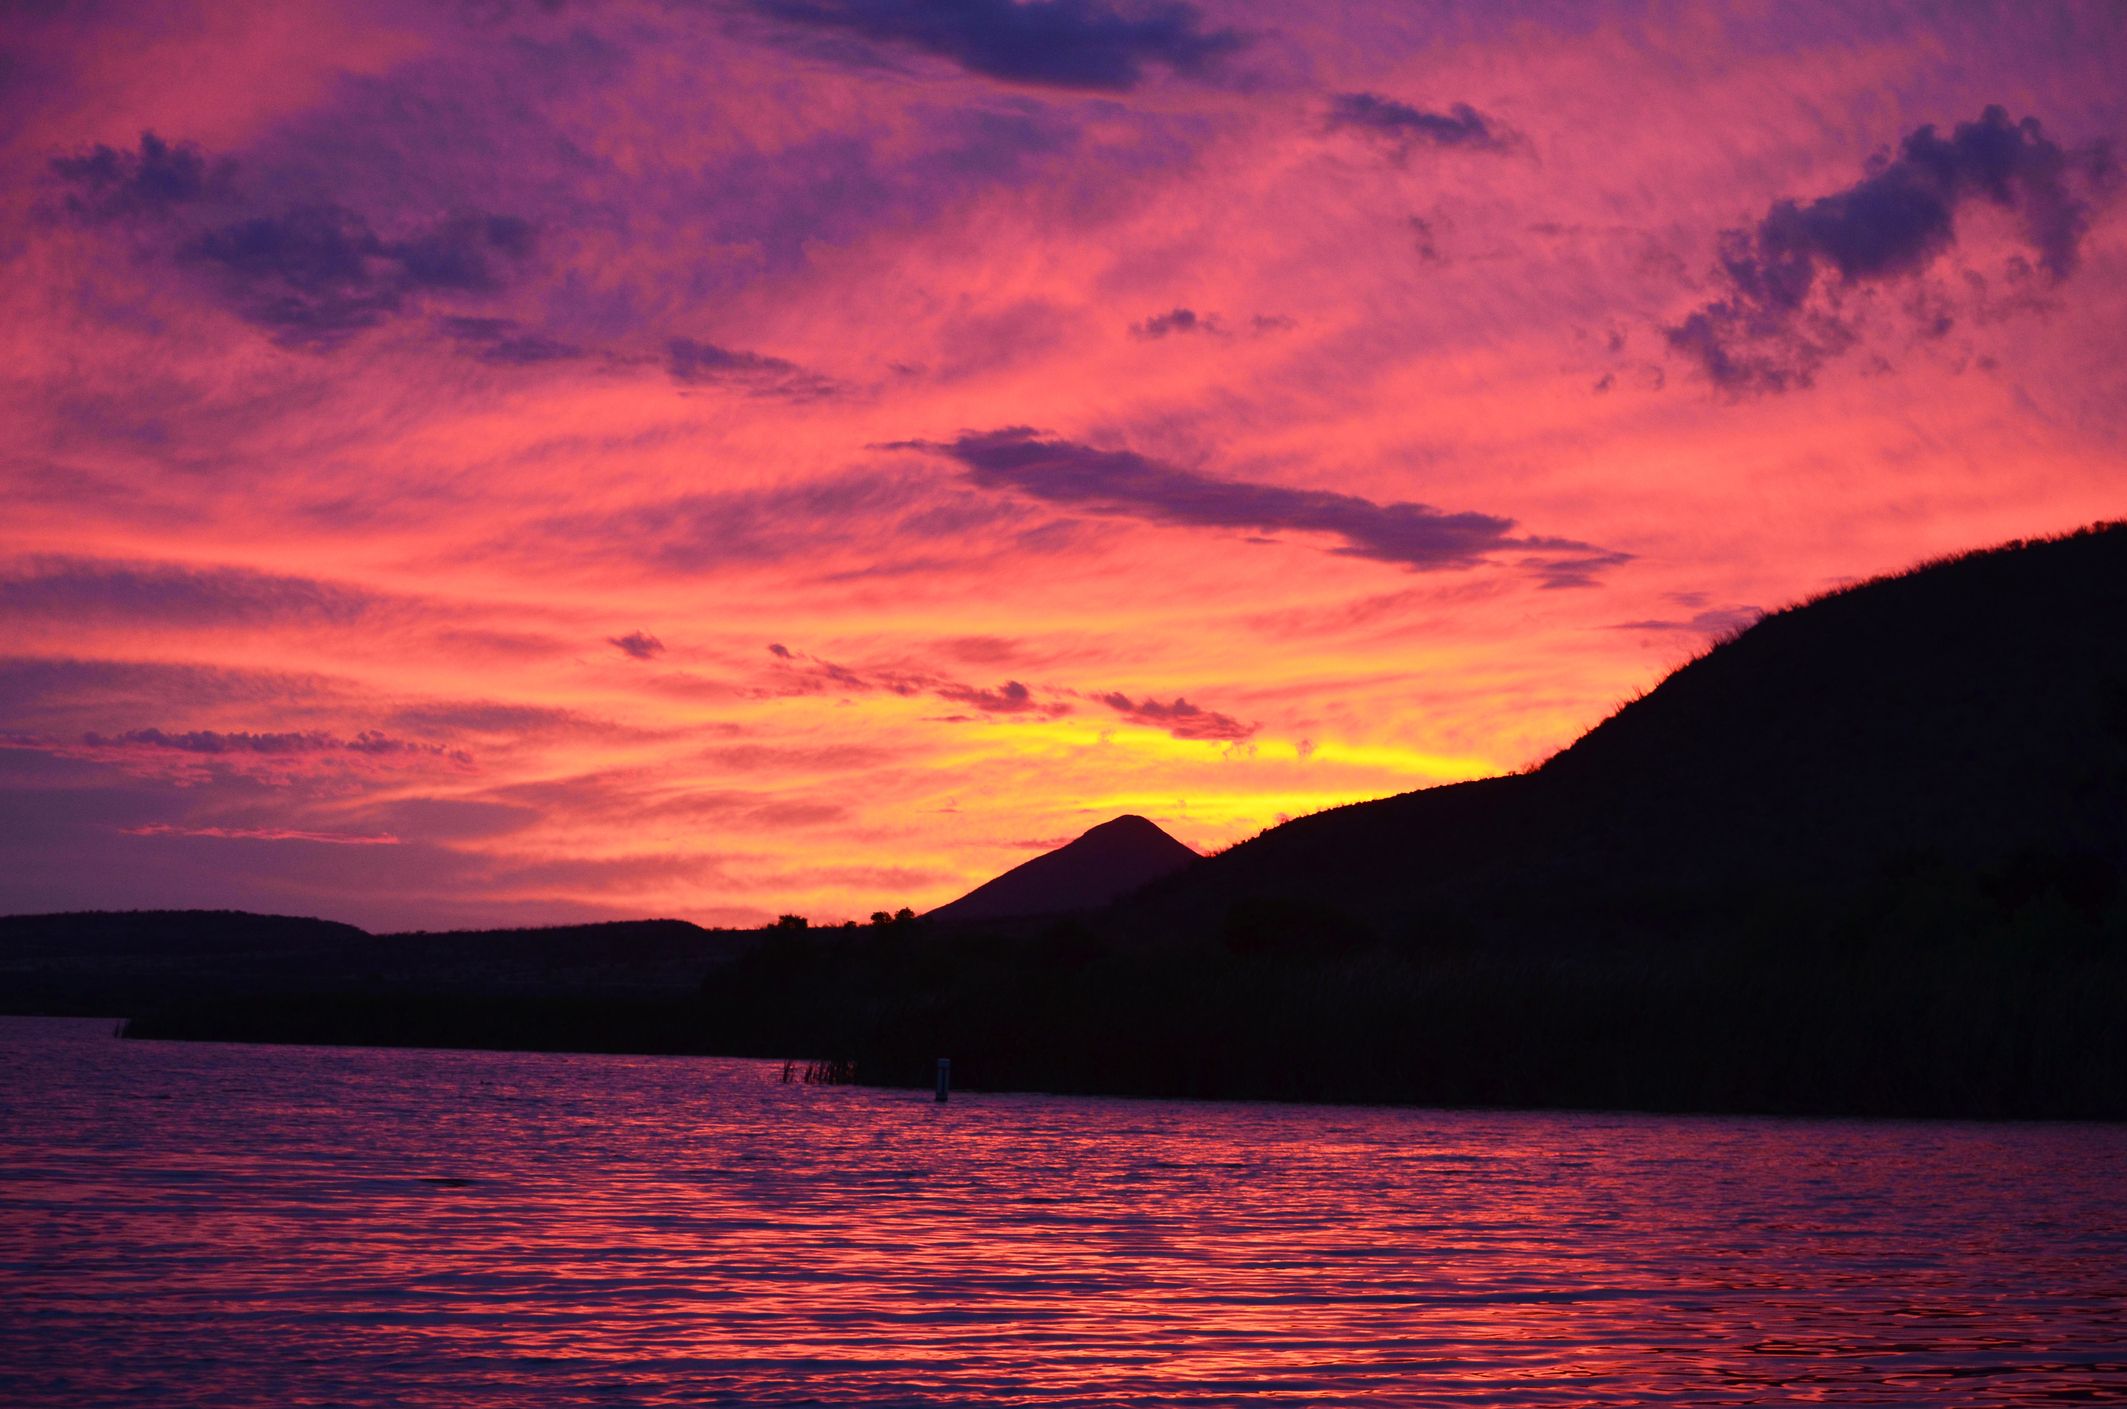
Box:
[772,914,808,931]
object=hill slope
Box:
[1127,522,2127,945]
[929,815,1200,923]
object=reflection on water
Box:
[1,1015,2123,1406]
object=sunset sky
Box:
[3,0,2122,930]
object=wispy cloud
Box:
[1327,93,1512,158]
[1098,690,1252,740]
[908,428,1625,581]
[666,338,839,399]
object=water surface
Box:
[3,1016,2123,1405]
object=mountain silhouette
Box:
[928,815,1200,923]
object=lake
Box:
[2,1015,2123,1405]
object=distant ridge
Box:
[929,815,1200,923]
[0,911,755,1024]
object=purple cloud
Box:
[750,0,1245,91]
[49,131,231,220]
[909,428,1625,580]
[1098,690,1252,740]
[936,679,1068,715]
[1668,106,2115,393]
[1328,93,1510,158]
[81,727,470,765]
[609,631,666,660]
[440,316,585,366]
[49,132,538,349]
[185,205,535,347]
[666,338,838,399]
[0,558,380,627]
[1133,306,1217,338]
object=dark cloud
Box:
[750,0,1244,91]
[763,644,1081,720]
[81,727,467,760]
[908,428,1624,580]
[1668,106,2115,393]
[1328,93,1509,158]
[1132,308,1291,340]
[51,130,539,350]
[0,557,380,627]
[1526,550,1635,591]
[666,337,837,399]
[1098,690,1252,740]
[936,679,1068,715]
[767,643,793,658]
[1409,215,1441,262]
[765,647,890,696]
[0,658,349,732]
[608,630,666,660]
[118,822,400,845]
[186,205,536,346]
[49,131,231,221]
[1133,306,1215,338]
[382,701,632,741]
[1608,605,1762,636]
[440,315,585,366]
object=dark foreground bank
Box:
[110,863,2127,1119]
[49,864,2127,1119]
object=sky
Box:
[2,0,2123,931]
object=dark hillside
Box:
[1125,523,2127,946]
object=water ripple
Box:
[2,1016,2124,1406]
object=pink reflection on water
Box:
[1,1018,2123,1406]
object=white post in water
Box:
[935,1057,951,1103]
